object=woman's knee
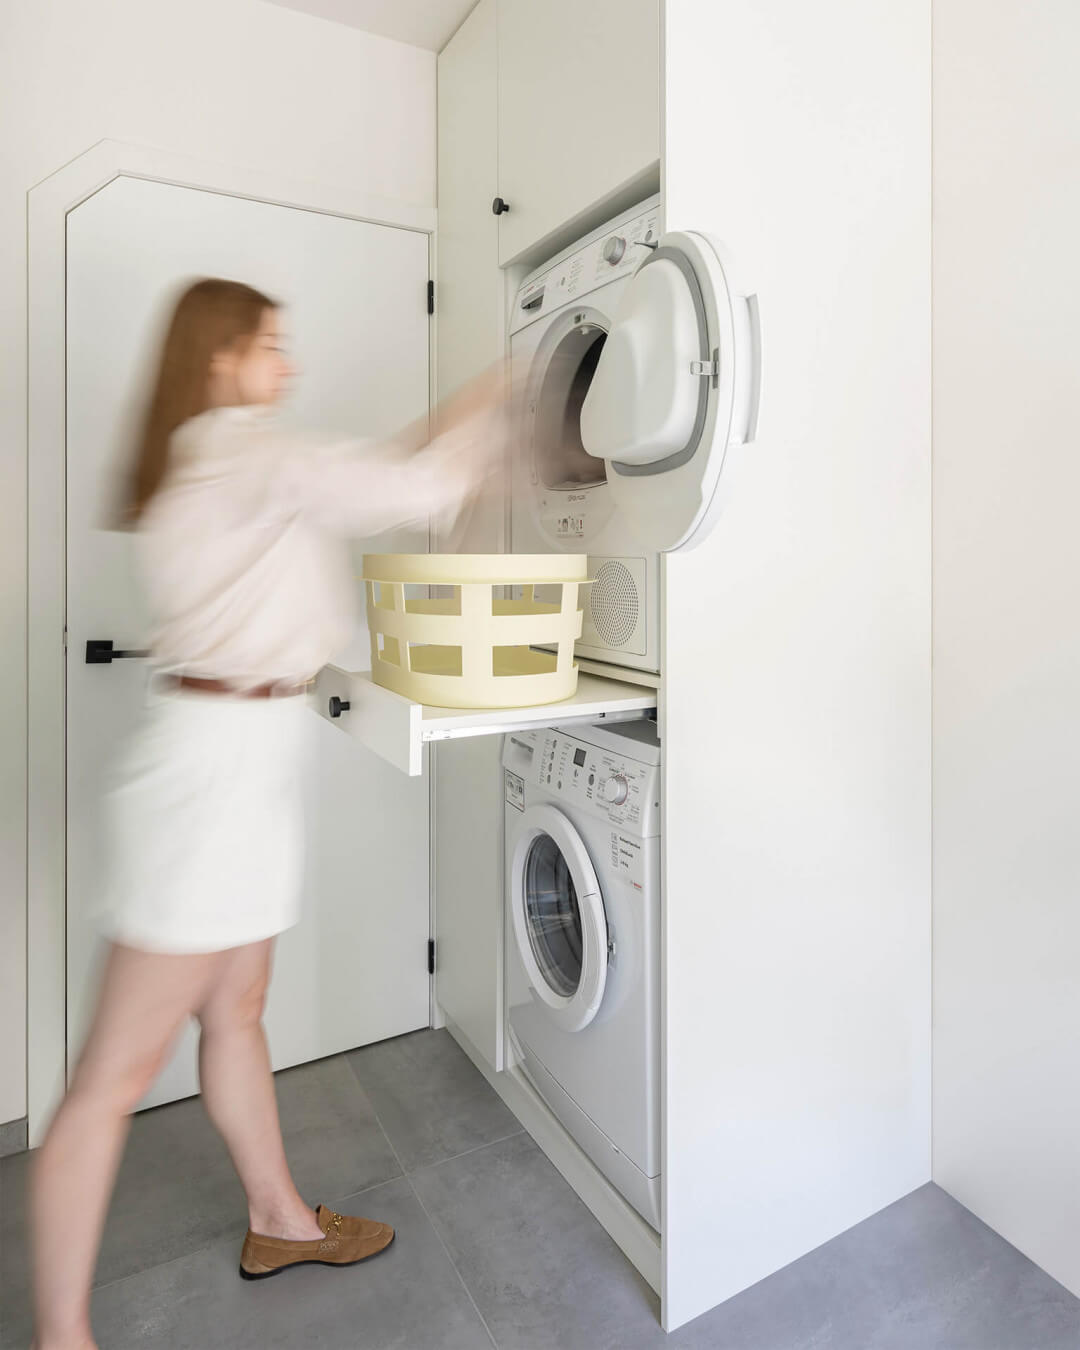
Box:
[198,970,270,1036]
[68,1042,171,1116]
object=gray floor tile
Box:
[348,1028,522,1172]
[0,1118,27,1159]
[8,1024,1080,1350]
[84,1177,492,1350]
[0,1147,33,1347]
[410,1129,667,1350]
[665,1183,1080,1350]
[0,1052,401,1337]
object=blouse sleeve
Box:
[265,408,503,538]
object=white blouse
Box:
[137,405,490,688]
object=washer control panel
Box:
[531,730,660,837]
[511,199,662,332]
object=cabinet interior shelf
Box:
[314,667,658,775]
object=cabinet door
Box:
[496,0,660,265]
[435,0,506,1065]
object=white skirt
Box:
[96,684,310,955]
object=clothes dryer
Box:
[509,196,762,675]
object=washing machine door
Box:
[580,230,763,554]
[509,803,608,1033]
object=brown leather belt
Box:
[169,675,311,699]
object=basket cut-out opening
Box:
[492,645,559,677]
[493,583,564,617]
[407,643,464,677]
[371,581,397,611]
[404,583,462,616]
[376,633,401,666]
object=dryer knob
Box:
[602,234,627,265]
[602,774,629,805]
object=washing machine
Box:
[509,196,763,676]
[502,720,662,1229]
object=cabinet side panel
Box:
[660,0,931,1329]
[434,0,506,1065]
[932,0,1080,1299]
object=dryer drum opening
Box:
[532,324,609,492]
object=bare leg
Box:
[196,939,322,1240]
[30,943,218,1350]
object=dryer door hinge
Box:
[427,938,435,974]
[426,280,435,315]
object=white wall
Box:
[661,0,931,1329]
[932,0,1080,1298]
[0,0,435,1126]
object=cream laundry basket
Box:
[362,554,591,710]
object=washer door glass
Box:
[511,803,609,1032]
[523,831,586,996]
[532,320,608,491]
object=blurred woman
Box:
[30,278,505,1350]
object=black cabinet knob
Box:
[491,196,511,216]
[85,639,149,664]
[328,695,351,719]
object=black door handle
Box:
[85,639,149,664]
[491,196,511,216]
[328,695,351,719]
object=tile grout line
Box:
[409,1126,527,1176]
[359,1093,502,1350]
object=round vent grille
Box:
[589,561,640,647]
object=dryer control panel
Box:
[526,729,661,839]
[510,198,662,333]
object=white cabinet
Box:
[495,0,660,264]
[436,0,927,1336]
[429,2,658,1069]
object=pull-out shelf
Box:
[313,666,658,775]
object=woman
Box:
[30,278,505,1350]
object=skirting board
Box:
[442,1014,661,1294]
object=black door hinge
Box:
[427,938,435,974]
[426,280,435,315]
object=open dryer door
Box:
[580,231,762,554]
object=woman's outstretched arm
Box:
[272,364,510,538]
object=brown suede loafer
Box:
[239,1204,395,1280]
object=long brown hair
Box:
[122,278,277,522]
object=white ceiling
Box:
[265,0,479,52]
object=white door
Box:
[580,230,763,553]
[66,176,433,1108]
